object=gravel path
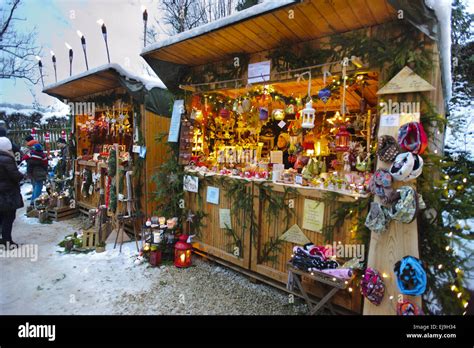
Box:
[1,189,307,315]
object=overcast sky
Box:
[1,0,167,107]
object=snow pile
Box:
[43,63,166,92]
[425,0,452,100]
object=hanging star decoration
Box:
[186,210,195,223]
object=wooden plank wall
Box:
[251,183,363,313]
[143,109,171,217]
[185,178,252,270]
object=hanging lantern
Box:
[318,88,331,103]
[301,101,316,129]
[335,126,351,152]
[174,234,192,268]
[272,109,285,121]
[44,132,50,144]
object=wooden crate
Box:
[48,206,79,222]
[82,229,99,248]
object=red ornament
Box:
[174,234,192,268]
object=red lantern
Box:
[335,126,350,152]
[44,132,50,144]
[31,128,37,139]
[174,234,192,268]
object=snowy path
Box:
[0,192,306,315]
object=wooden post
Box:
[364,47,445,314]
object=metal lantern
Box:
[335,126,351,152]
[301,101,316,129]
[174,234,192,268]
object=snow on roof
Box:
[141,0,297,55]
[43,63,166,92]
[425,0,452,100]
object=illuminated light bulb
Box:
[448,232,453,237]
[332,277,337,282]
[463,311,466,315]
[434,149,438,154]
[463,178,467,183]
[438,264,443,270]
[444,175,450,180]
[464,302,468,308]
[457,293,462,299]
[445,246,450,251]
[344,281,348,285]
[455,268,460,274]
[389,295,394,300]
[180,253,186,263]
[311,272,314,276]
[451,285,456,291]
[379,102,385,107]
[382,273,389,278]
[348,287,353,292]
[338,241,342,245]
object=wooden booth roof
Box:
[43,63,165,101]
[141,0,397,67]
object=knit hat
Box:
[27,139,39,147]
[0,136,13,152]
[33,143,43,152]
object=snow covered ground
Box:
[0,186,307,315]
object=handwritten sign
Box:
[219,209,232,229]
[279,224,311,245]
[206,186,220,205]
[248,60,271,84]
[169,100,184,142]
[183,175,198,193]
[270,151,283,164]
[379,114,400,127]
[302,199,325,233]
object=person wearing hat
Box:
[0,137,24,248]
[22,142,48,209]
[0,127,21,165]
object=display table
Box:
[287,263,354,315]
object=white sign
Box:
[248,60,271,84]
[379,114,400,127]
[132,145,141,153]
[169,100,184,142]
[278,120,286,129]
[207,186,220,205]
[219,209,232,229]
[183,175,199,193]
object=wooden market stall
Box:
[141,0,449,314]
[43,63,173,228]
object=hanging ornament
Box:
[318,89,331,103]
[272,109,285,121]
[242,98,252,112]
[259,107,269,121]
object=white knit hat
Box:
[0,136,12,152]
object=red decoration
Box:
[174,234,192,268]
[149,250,162,267]
[335,126,350,152]
[219,108,230,120]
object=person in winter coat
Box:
[23,143,48,208]
[0,137,24,248]
[0,127,21,164]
